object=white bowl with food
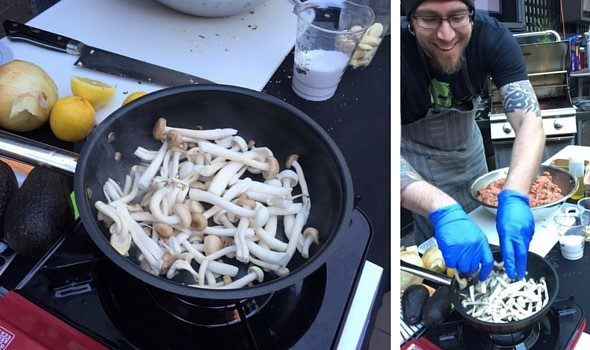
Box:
[155,0,270,17]
[469,165,578,221]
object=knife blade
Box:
[3,20,214,86]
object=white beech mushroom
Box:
[153,118,237,141]
[96,121,320,289]
[218,266,264,289]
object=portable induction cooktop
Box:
[0,209,373,349]
[419,297,586,350]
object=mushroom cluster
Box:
[94,118,319,289]
[459,262,549,323]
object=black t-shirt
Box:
[401,11,528,125]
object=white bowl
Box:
[155,0,270,17]
[469,165,578,221]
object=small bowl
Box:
[469,165,578,221]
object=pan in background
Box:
[469,165,577,221]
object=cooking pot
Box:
[400,250,559,334]
[0,84,354,300]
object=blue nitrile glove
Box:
[496,189,534,280]
[429,204,494,281]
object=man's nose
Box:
[436,20,457,42]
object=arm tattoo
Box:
[401,156,423,191]
[499,80,541,117]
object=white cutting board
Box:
[1,0,297,124]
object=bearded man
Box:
[400,0,546,282]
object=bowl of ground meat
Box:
[469,165,578,221]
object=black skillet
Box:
[0,84,354,300]
[400,250,559,334]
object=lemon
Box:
[122,91,147,106]
[70,76,116,110]
[50,96,96,142]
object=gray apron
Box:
[402,58,488,245]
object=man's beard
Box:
[429,51,465,74]
[418,30,472,74]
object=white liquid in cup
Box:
[292,49,350,101]
[560,234,585,260]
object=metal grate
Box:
[492,97,573,114]
[525,0,561,33]
[399,301,426,345]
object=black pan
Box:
[400,250,559,334]
[0,84,354,300]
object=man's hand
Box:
[496,189,534,280]
[429,204,494,281]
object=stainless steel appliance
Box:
[489,32,577,169]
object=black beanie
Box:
[403,0,475,18]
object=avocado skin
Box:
[3,167,74,259]
[422,286,451,326]
[0,159,17,239]
[402,284,430,325]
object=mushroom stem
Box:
[197,141,275,175]
[137,142,169,189]
[218,266,264,289]
[154,118,237,140]
[197,245,237,286]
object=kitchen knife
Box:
[3,20,214,86]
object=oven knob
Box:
[502,124,512,134]
[554,120,563,130]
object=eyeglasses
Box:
[412,11,474,30]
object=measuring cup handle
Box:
[561,203,581,215]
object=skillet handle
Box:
[0,130,78,174]
[400,259,453,286]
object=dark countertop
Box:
[546,241,590,332]
[6,37,392,293]
[263,38,391,292]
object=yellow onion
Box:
[401,249,424,292]
[422,245,446,273]
[0,60,58,132]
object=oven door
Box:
[493,135,575,169]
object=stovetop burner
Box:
[95,257,325,348]
[0,210,373,350]
[142,280,275,327]
[485,323,540,348]
[423,297,586,350]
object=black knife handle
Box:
[3,20,75,54]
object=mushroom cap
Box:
[277,169,299,188]
[192,212,208,231]
[203,235,223,256]
[248,266,265,282]
[285,154,299,168]
[172,203,192,229]
[275,266,290,277]
[153,117,167,140]
[262,156,280,180]
[155,222,174,238]
[303,227,319,244]
[166,130,184,149]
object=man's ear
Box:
[408,22,416,36]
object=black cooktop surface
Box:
[423,297,585,350]
[1,209,372,350]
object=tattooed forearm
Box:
[499,80,541,117]
[401,156,423,191]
